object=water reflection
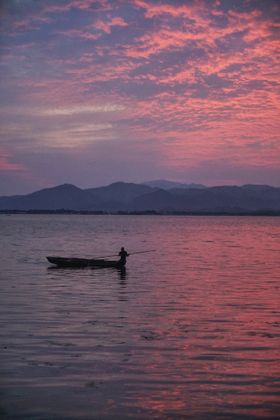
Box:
[118,266,127,283]
[118,267,128,302]
[1,215,280,419]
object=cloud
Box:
[0,149,26,172]
[95,17,128,34]
[41,104,126,116]
[0,0,279,193]
[43,0,111,14]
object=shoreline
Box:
[1,210,280,216]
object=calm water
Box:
[0,215,279,419]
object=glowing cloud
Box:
[42,104,126,116]
[0,0,279,193]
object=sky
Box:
[0,0,279,195]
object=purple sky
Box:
[0,0,279,195]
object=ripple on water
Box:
[0,215,280,419]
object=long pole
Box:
[128,250,156,255]
[94,250,155,259]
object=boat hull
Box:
[47,256,125,268]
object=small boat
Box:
[47,256,125,268]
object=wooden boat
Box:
[47,256,125,268]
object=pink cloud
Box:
[56,16,128,42]
[123,28,206,58]
[43,0,111,14]
[6,1,112,33]
[129,0,278,60]
[13,15,51,30]
[95,17,128,34]
[0,150,26,172]
[56,28,99,41]
[133,0,206,22]
[1,0,279,190]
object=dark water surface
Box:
[0,215,279,419]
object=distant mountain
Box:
[85,182,154,211]
[132,185,280,212]
[142,179,206,189]
[0,182,280,212]
[0,184,96,211]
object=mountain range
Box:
[0,181,280,213]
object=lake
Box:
[0,214,279,419]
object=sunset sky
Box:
[0,0,279,194]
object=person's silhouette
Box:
[118,247,129,265]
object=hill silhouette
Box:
[0,181,280,213]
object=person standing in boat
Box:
[119,247,129,265]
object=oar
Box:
[94,250,155,259]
